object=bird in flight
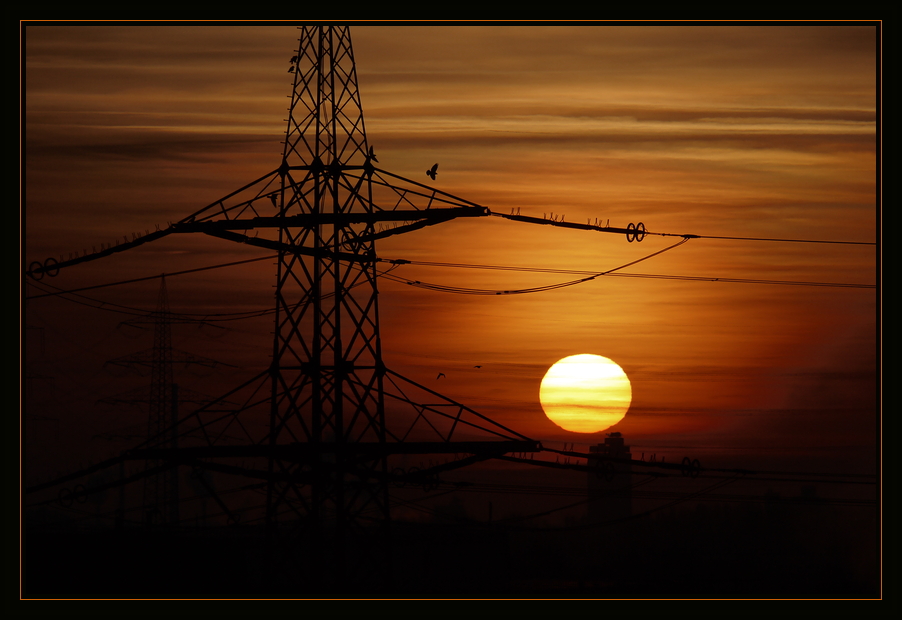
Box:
[436,372,446,380]
[426,164,439,180]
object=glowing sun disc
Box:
[540,354,632,433]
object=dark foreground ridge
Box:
[24,500,878,599]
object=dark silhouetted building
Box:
[587,432,632,523]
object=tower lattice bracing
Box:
[268,25,389,554]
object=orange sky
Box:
[23,24,878,483]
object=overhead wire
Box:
[24,257,402,320]
[650,231,876,246]
[24,254,277,301]
[382,259,875,289]
[373,237,692,296]
[25,225,875,314]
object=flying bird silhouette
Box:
[426,163,438,180]
[368,146,378,162]
[436,372,446,380]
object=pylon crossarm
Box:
[178,169,283,224]
[491,210,656,242]
[23,174,278,279]
[388,399,516,443]
[26,227,174,279]
[23,170,490,280]
[199,228,376,263]
[370,168,488,211]
[380,369,534,443]
[177,208,486,229]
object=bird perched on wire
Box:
[426,163,439,180]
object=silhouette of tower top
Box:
[283,27,369,174]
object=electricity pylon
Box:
[26,26,540,587]
[171,26,538,579]
[101,276,226,526]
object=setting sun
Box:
[540,354,632,433]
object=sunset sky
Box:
[23,24,878,490]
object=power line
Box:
[25,241,875,319]
[24,262,402,323]
[604,272,875,288]
[651,231,876,246]
[378,237,691,296]
[24,255,276,301]
[489,209,876,246]
[382,260,876,290]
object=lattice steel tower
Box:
[157,26,536,576]
[27,26,539,587]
